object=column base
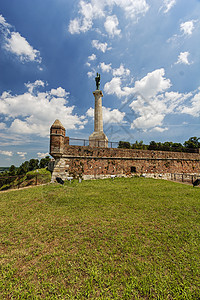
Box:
[89,131,108,148]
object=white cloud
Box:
[129,69,194,131]
[87,70,96,78]
[86,106,125,124]
[180,20,196,36]
[25,80,45,93]
[0,15,41,63]
[104,77,134,98]
[134,68,171,99]
[17,152,27,159]
[131,113,165,131]
[4,32,41,63]
[113,64,130,77]
[0,14,10,27]
[0,150,13,157]
[88,54,97,61]
[152,127,169,132]
[37,152,49,159]
[0,123,7,130]
[104,15,121,37]
[69,0,149,34]
[0,81,87,138]
[68,18,82,34]
[175,52,191,65]
[50,87,69,98]
[179,91,200,117]
[92,40,109,53]
[162,0,176,13]
[100,62,112,73]
[116,0,149,19]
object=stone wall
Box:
[51,145,200,181]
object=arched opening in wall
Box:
[131,166,136,173]
[56,130,58,134]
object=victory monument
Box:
[89,73,108,147]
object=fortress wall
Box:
[48,145,200,181]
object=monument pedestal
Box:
[89,131,108,148]
[89,89,108,148]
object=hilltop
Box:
[0,177,199,299]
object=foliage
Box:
[0,168,51,191]
[0,178,199,299]
[132,140,147,150]
[8,165,17,176]
[184,136,200,149]
[0,156,52,190]
[39,156,51,169]
[118,137,200,152]
[118,141,131,149]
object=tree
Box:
[17,161,29,175]
[29,159,39,171]
[184,137,200,149]
[118,141,131,149]
[8,165,16,176]
[148,141,157,150]
[39,156,51,169]
[132,140,146,149]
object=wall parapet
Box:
[63,145,200,160]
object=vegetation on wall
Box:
[118,137,200,152]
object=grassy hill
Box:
[0,168,51,191]
[0,178,199,299]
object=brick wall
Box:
[50,145,200,181]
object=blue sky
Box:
[0,0,200,166]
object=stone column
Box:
[94,90,103,132]
[89,90,108,148]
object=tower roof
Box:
[51,119,65,129]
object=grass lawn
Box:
[0,177,199,299]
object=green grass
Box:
[0,177,199,299]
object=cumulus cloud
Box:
[87,70,96,78]
[69,0,149,34]
[113,64,130,77]
[104,15,121,37]
[0,14,41,63]
[4,32,41,63]
[104,68,197,132]
[104,77,134,98]
[180,20,196,36]
[92,40,109,52]
[100,62,112,73]
[25,80,45,93]
[129,69,193,131]
[0,150,13,157]
[134,68,171,99]
[0,80,87,138]
[50,87,69,97]
[86,106,125,124]
[88,54,97,61]
[179,91,200,117]
[175,52,191,65]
